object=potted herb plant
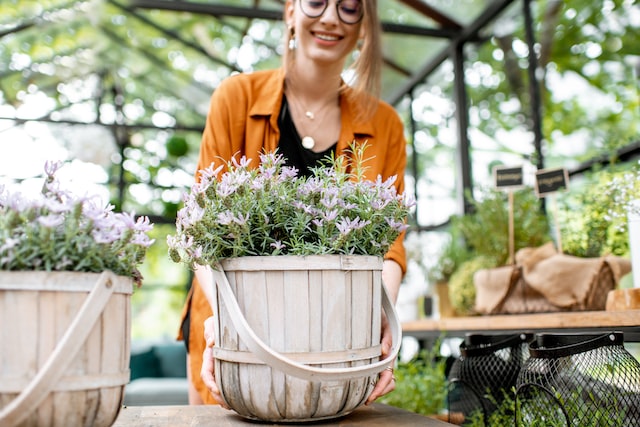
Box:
[433,188,551,316]
[168,146,413,422]
[0,161,154,427]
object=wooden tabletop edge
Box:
[402,309,640,332]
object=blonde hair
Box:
[283,0,383,121]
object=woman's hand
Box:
[365,260,402,404]
[201,316,230,409]
[365,313,396,404]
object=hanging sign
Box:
[494,166,524,189]
[535,168,569,197]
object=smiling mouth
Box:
[314,33,341,42]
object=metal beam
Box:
[130,0,284,20]
[523,0,544,171]
[0,116,204,133]
[130,0,459,38]
[110,0,240,72]
[395,0,463,30]
[452,41,473,215]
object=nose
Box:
[319,1,340,24]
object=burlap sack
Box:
[474,242,632,314]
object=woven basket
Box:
[0,271,132,427]
[198,255,401,423]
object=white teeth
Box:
[316,34,339,41]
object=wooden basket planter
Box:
[198,255,401,423]
[0,271,132,427]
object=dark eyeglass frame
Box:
[299,0,364,25]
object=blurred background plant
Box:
[379,338,449,417]
[429,187,551,315]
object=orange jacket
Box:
[182,68,408,405]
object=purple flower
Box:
[336,217,358,235]
[37,214,65,228]
[322,209,338,222]
[118,212,138,229]
[134,215,154,233]
[216,179,237,197]
[259,151,284,167]
[82,198,109,220]
[279,166,299,180]
[403,193,417,209]
[44,160,63,178]
[320,196,338,209]
[233,213,249,226]
[250,176,266,190]
[191,245,203,259]
[199,164,224,182]
[259,165,277,179]
[130,234,155,248]
[386,218,409,232]
[232,155,252,169]
[0,237,20,252]
[217,211,234,225]
[292,201,316,215]
[92,229,119,244]
[270,241,285,251]
[371,198,390,210]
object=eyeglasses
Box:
[299,0,364,25]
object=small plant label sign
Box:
[493,165,524,264]
[535,168,569,197]
[534,167,569,253]
[493,165,524,190]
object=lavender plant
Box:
[0,161,154,286]
[168,145,412,267]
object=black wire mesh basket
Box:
[516,331,640,427]
[447,333,533,426]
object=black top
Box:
[277,94,337,177]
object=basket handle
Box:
[206,262,402,382]
[0,271,118,427]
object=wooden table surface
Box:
[113,403,454,426]
[402,309,640,342]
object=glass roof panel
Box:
[0,0,522,221]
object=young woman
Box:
[179,0,408,406]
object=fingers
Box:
[379,316,393,357]
[204,316,215,347]
[366,318,397,405]
[365,366,396,405]
[200,317,230,409]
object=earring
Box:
[288,27,297,51]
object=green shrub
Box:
[380,340,448,416]
[456,188,551,267]
[448,256,496,315]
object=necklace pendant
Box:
[301,136,315,150]
[305,111,314,120]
